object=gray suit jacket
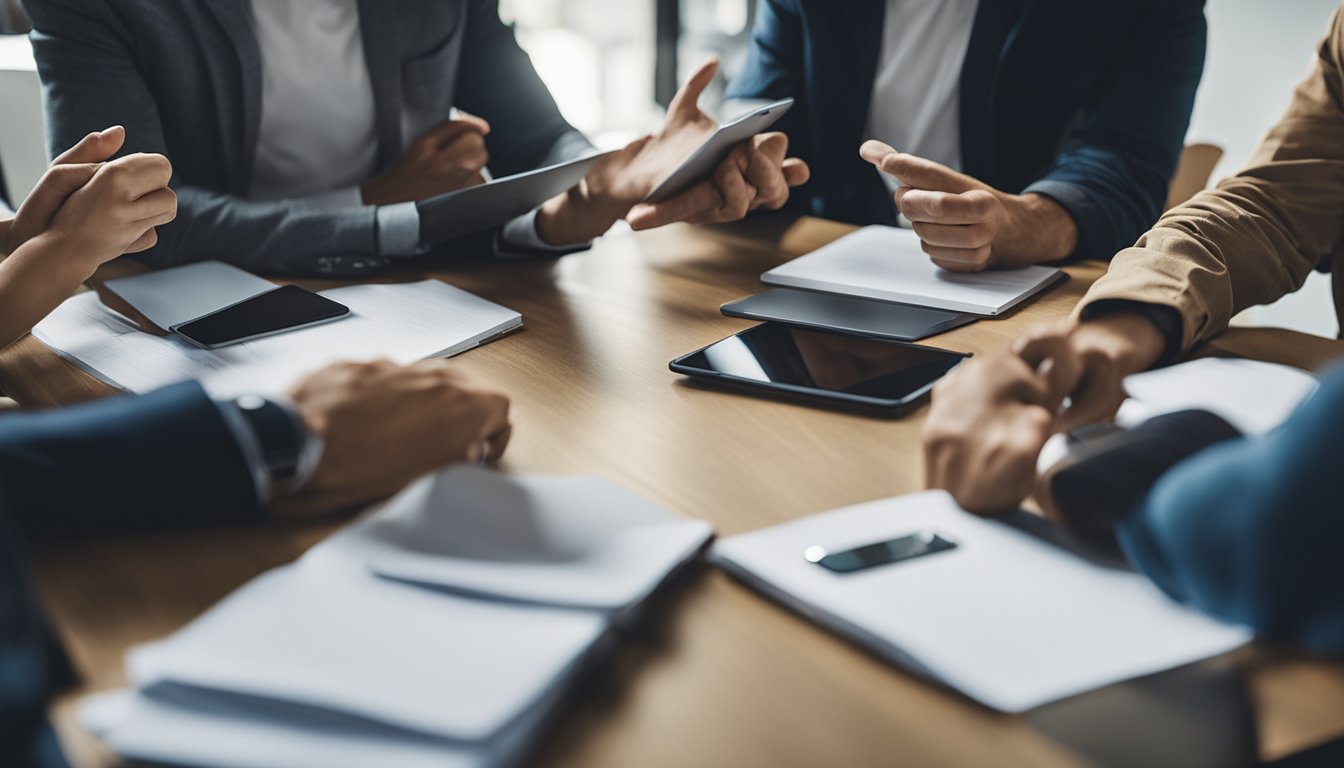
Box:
[23,0,588,274]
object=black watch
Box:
[233,395,304,485]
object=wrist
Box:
[1070,312,1165,377]
[535,183,628,246]
[19,230,103,284]
[996,193,1079,266]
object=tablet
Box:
[644,98,795,204]
[670,322,969,414]
[722,288,976,342]
[416,152,609,246]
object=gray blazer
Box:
[23,0,589,274]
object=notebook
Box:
[713,491,1251,713]
[34,280,522,398]
[102,261,279,331]
[761,226,1067,316]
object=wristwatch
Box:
[233,395,323,496]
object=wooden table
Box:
[5,216,1344,767]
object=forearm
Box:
[0,232,95,349]
[994,193,1079,266]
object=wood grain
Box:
[5,216,1342,766]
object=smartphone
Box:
[644,98,795,204]
[170,285,350,349]
[670,322,969,413]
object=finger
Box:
[743,137,791,210]
[858,139,899,167]
[483,423,513,463]
[666,58,719,120]
[470,392,512,446]
[875,152,982,194]
[626,180,723,231]
[700,152,754,222]
[1056,350,1126,433]
[435,131,490,171]
[416,118,491,153]
[53,125,125,165]
[27,163,101,213]
[101,154,173,198]
[1013,333,1082,406]
[123,227,159,254]
[781,157,810,187]
[920,243,992,271]
[129,188,177,222]
[897,188,997,224]
[910,221,994,250]
[448,110,491,135]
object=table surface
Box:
[5,216,1344,767]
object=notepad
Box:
[33,280,522,398]
[713,491,1251,713]
[761,226,1067,316]
[315,466,714,609]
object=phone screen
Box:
[171,285,350,349]
[672,323,967,406]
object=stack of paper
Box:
[34,279,522,398]
[713,491,1251,713]
[83,467,714,767]
[762,226,1067,316]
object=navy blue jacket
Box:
[726,0,1207,261]
[0,382,261,765]
[1119,368,1344,652]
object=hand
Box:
[361,114,491,205]
[859,140,1077,272]
[282,359,512,514]
[5,126,127,255]
[41,151,177,274]
[921,312,1165,516]
[535,59,809,245]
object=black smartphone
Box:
[669,322,970,413]
[170,285,350,349]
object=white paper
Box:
[312,466,713,609]
[1038,358,1319,473]
[762,226,1063,316]
[103,262,278,329]
[33,280,521,398]
[126,562,606,743]
[713,491,1251,713]
[81,689,505,768]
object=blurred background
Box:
[0,0,1340,334]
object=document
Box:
[33,280,522,398]
[316,466,714,609]
[102,261,278,330]
[713,491,1251,713]
[761,226,1066,316]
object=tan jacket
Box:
[1078,6,1344,351]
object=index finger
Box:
[896,188,995,224]
[101,153,174,198]
[626,179,722,231]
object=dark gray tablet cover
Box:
[721,288,976,342]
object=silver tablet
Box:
[644,98,795,204]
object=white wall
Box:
[1189,0,1342,337]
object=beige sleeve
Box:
[1077,7,1344,352]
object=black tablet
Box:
[670,322,969,413]
[722,288,976,342]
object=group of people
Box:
[2,0,1342,764]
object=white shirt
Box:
[863,0,981,193]
[249,0,376,208]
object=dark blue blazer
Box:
[1119,368,1344,652]
[0,382,261,765]
[726,0,1207,261]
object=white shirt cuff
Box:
[499,208,589,257]
[375,201,425,256]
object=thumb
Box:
[30,163,101,208]
[53,125,125,166]
[667,58,719,121]
[860,142,982,194]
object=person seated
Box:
[919,6,1344,644]
[726,0,1206,271]
[0,134,516,766]
[22,0,809,275]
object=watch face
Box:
[236,394,269,412]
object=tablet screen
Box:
[675,323,966,401]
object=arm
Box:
[0,382,261,539]
[1079,7,1344,353]
[25,0,383,275]
[1022,0,1207,262]
[1118,368,1344,652]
